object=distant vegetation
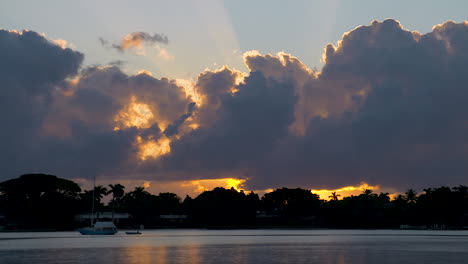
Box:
[0,174,467,230]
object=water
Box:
[1,229,467,263]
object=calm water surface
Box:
[0,229,467,263]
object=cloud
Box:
[0,29,190,180]
[0,30,83,91]
[41,65,194,171]
[164,102,196,137]
[112,32,168,53]
[156,46,175,61]
[49,38,76,49]
[255,19,468,189]
[108,60,126,67]
[160,19,468,190]
[0,29,83,177]
[4,20,468,194]
[98,37,108,46]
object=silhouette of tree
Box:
[2,174,468,230]
[418,186,467,228]
[128,186,149,198]
[108,184,125,201]
[378,192,390,203]
[405,189,418,204]
[182,195,194,215]
[121,186,158,227]
[263,188,321,217]
[0,174,81,229]
[452,185,468,198]
[191,187,257,226]
[108,184,125,218]
[93,185,108,203]
[329,192,341,201]
[157,192,182,215]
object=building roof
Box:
[74,212,131,220]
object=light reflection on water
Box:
[0,230,468,263]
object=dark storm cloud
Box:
[0,30,83,92]
[5,20,468,192]
[193,67,244,127]
[39,65,192,178]
[0,29,190,180]
[250,19,468,190]
[0,29,83,178]
[0,30,134,179]
[145,19,468,191]
[164,102,196,137]
[153,69,298,180]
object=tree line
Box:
[0,174,467,230]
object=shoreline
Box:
[2,226,467,232]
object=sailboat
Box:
[78,221,118,235]
[78,175,118,235]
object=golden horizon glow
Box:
[142,181,151,188]
[73,178,401,202]
[311,182,380,200]
[180,178,247,193]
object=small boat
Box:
[78,221,118,235]
[125,230,142,235]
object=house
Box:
[74,212,131,227]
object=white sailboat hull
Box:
[78,227,118,235]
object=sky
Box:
[1,0,468,198]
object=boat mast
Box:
[91,174,95,226]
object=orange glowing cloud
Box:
[113,32,168,55]
[49,38,76,49]
[157,46,175,61]
[137,70,153,76]
[176,79,203,106]
[114,96,154,130]
[137,136,171,160]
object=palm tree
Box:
[93,185,108,210]
[378,192,390,203]
[329,192,341,201]
[405,189,418,204]
[108,184,125,219]
[129,186,150,199]
[82,185,107,222]
[108,184,125,202]
[363,189,373,196]
[452,185,468,197]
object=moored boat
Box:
[125,230,142,235]
[78,221,118,235]
[78,174,118,235]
